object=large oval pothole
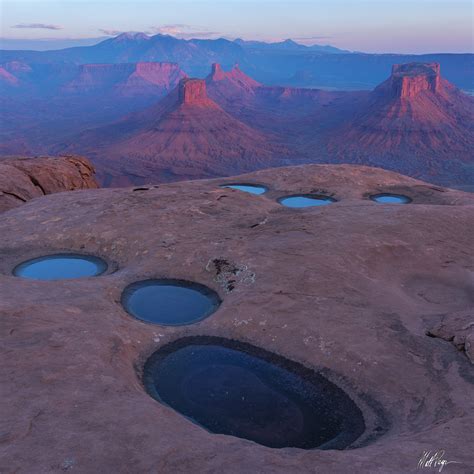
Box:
[143,337,367,449]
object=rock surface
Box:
[178,78,217,107]
[325,63,474,186]
[427,311,474,364]
[63,62,187,97]
[0,164,473,473]
[0,155,99,213]
[0,67,19,86]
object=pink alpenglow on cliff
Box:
[178,79,219,108]
[63,62,187,96]
[389,63,441,98]
[327,62,474,178]
[62,78,288,186]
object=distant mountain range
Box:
[1,32,473,90]
[233,38,349,54]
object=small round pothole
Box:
[144,337,367,449]
[370,193,412,204]
[121,279,221,326]
[220,184,268,195]
[278,194,336,208]
[13,254,107,280]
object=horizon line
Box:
[1,32,473,55]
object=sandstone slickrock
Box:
[427,311,474,364]
[0,155,99,213]
[0,164,473,473]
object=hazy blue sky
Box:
[1,0,473,53]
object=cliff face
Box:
[326,62,474,175]
[0,61,31,86]
[208,63,261,88]
[0,67,19,86]
[178,78,217,107]
[63,62,187,96]
[386,62,441,98]
[0,155,99,213]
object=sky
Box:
[1,0,473,53]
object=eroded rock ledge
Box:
[0,155,98,213]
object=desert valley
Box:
[1,34,473,188]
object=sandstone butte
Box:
[0,163,473,473]
[50,61,473,189]
[69,77,287,186]
[0,155,98,213]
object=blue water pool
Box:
[144,337,366,449]
[221,184,268,195]
[278,194,336,208]
[122,280,221,326]
[13,254,107,280]
[370,193,412,204]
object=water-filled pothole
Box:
[370,193,412,204]
[122,280,221,326]
[133,187,151,192]
[221,184,268,195]
[278,194,336,208]
[13,254,107,280]
[144,337,366,449]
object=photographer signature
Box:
[418,450,461,472]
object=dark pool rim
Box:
[121,279,222,326]
[277,193,337,207]
[143,336,368,450]
[369,193,413,204]
[12,253,108,279]
[220,183,269,194]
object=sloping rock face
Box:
[206,63,340,117]
[0,62,32,89]
[325,63,474,185]
[63,62,187,97]
[0,164,473,473]
[0,67,19,86]
[208,63,261,91]
[62,78,289,186]
[0,155,99,213]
